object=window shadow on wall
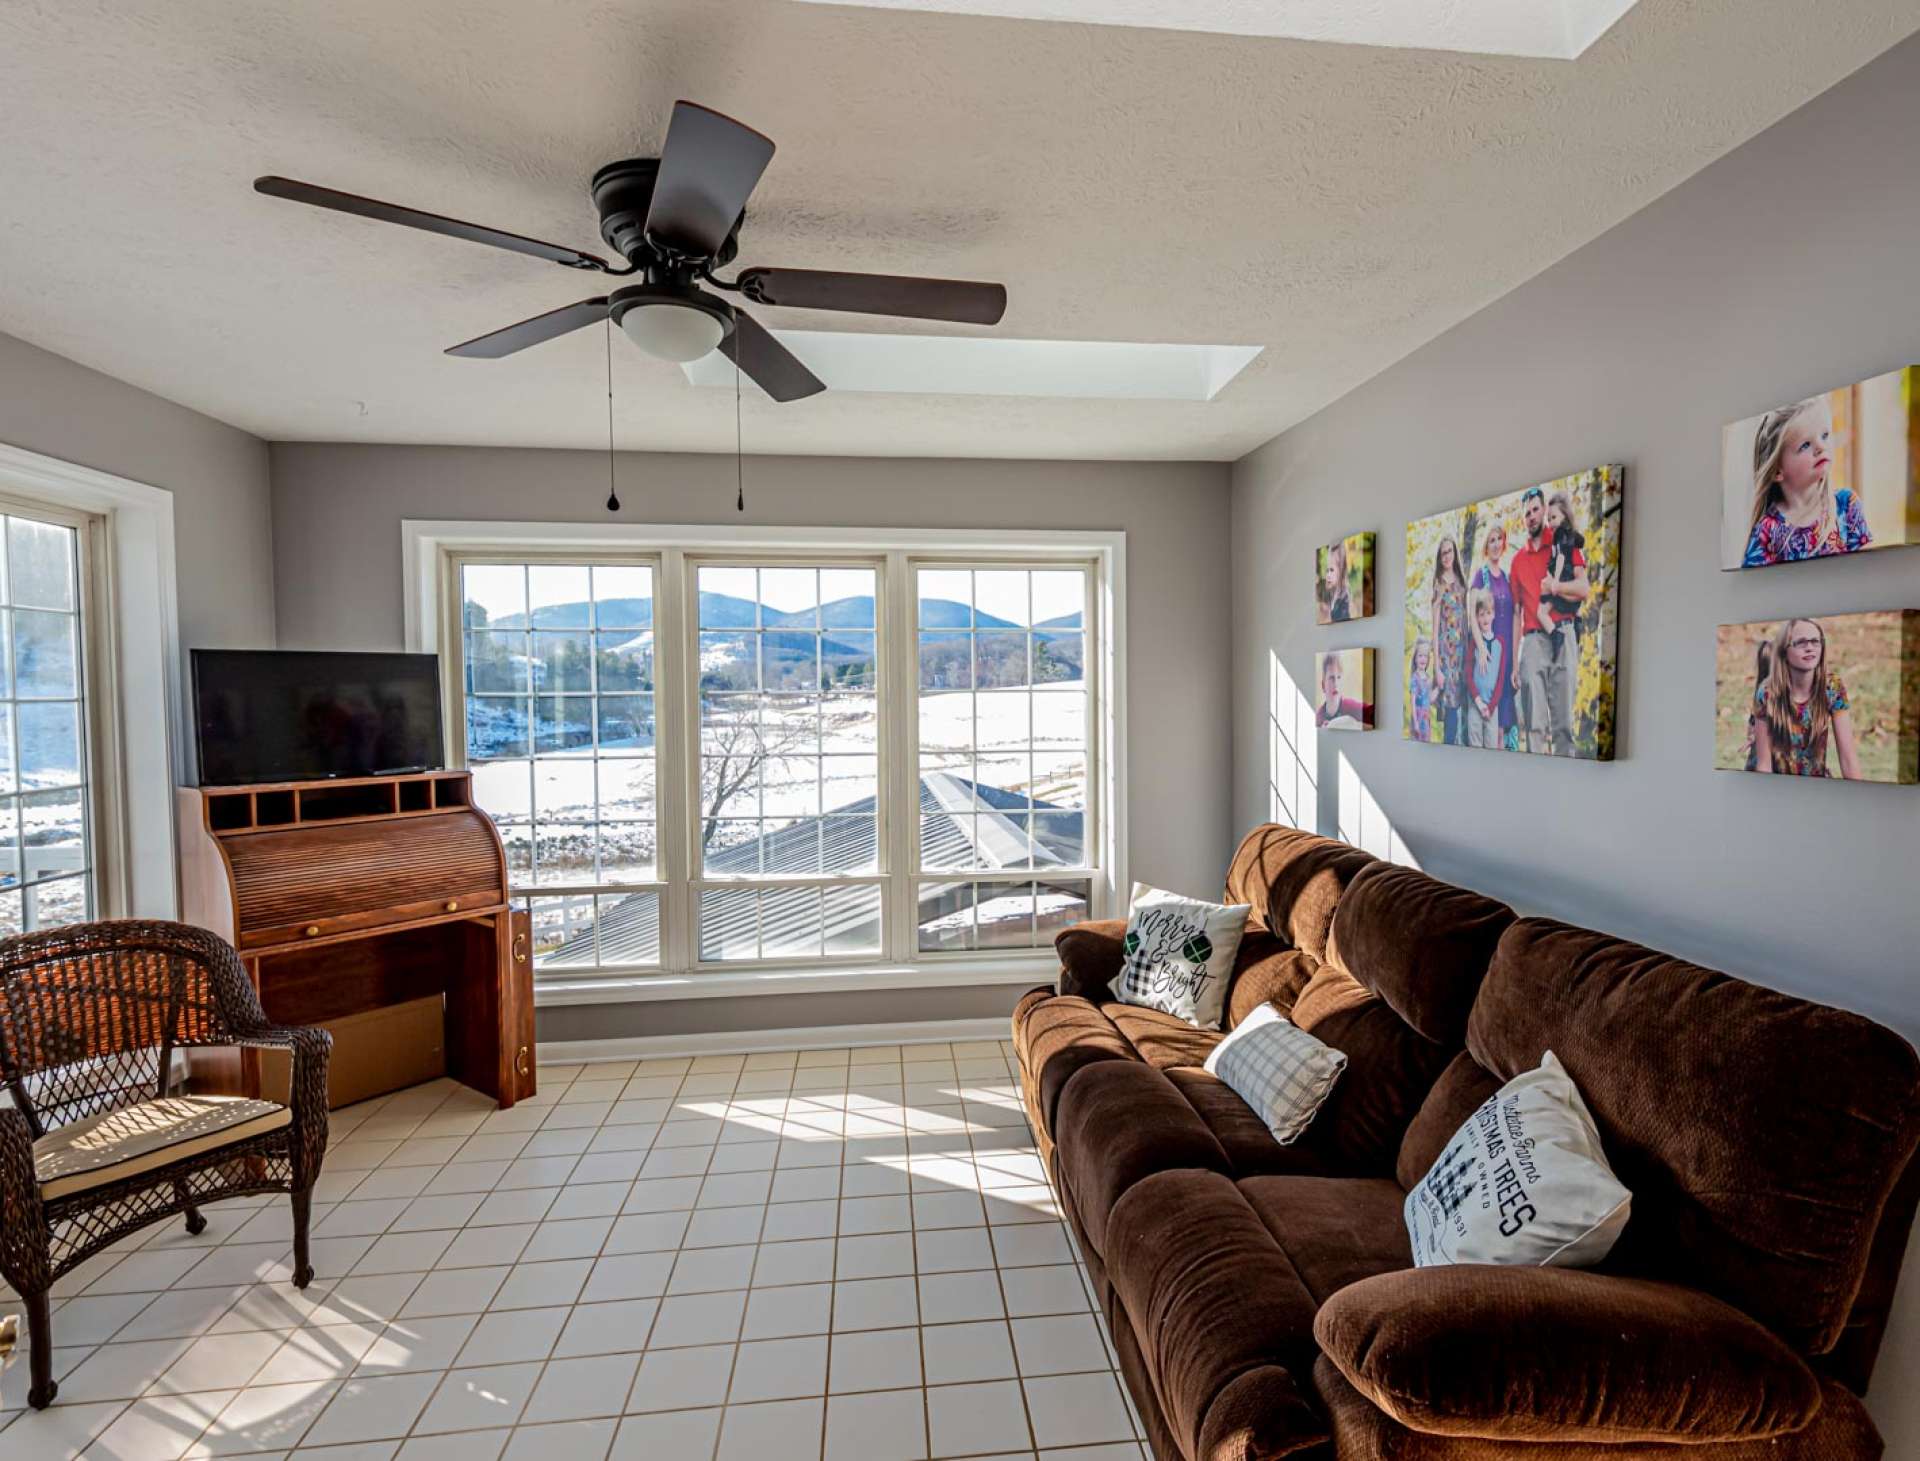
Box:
[1268,648,1419,868]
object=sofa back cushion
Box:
[1261,863,1513,1175]
[1466,918,1920,1359]
[1325,862,1514,1046]
[1224,825,1374,962]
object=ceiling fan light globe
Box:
[621,301,728,362]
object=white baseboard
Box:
[536,1016,1011,1065]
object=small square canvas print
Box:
[1721,366,1920,570]
[1404,465,1623,760]
[1315,531,1375,624]
[1715,610,1920,784]
[1314,649,1374,731]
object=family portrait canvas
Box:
[1315,531,1375,624]
[1714,611,1920,785]
[1720,365,1920,570]
[1315,648,1374,731]
[1404,465,1623,760]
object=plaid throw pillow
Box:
[1203,1003,1347,1145]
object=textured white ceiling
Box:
[787,0,1645,60]
[0,0,1914,462]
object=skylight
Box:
[783,0,1644,60]
[683,331,1262,402]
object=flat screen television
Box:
[192,650,446,786]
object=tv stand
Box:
[177,770,535,1109]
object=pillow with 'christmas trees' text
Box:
[1111,882,1250,1029]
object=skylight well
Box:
[684,331,1262,402]
[783,0,1644,60]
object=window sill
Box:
[532,954,1060,1006]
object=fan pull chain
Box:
[735,353,745,514]
[604,320,621,513]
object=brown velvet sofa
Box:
[1013,825,1920,1461]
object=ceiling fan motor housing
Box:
[590,157,740,268]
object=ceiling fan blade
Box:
[719,311,825,403]
[446,297,611,358]
[739,267,1007,325]
[643,101,775,258]
[255,176,613,272]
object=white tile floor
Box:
[0,1040,1149,1461]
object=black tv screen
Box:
[193,650,446,786]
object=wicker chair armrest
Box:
[0,1107,48,1293]
[230,1025,332,1187]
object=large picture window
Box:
[440,533,1116,989]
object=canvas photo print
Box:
[1715,610,1919,785]
[1404,465,1623,760]
[1315,531,1375,624]
[1720,366,1919,570]
[1315,648,1374,731]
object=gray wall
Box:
[271,442,1234,1034]
[0,329,276,701]
[1230,33,1920,1448]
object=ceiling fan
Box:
[254,100,1008,402]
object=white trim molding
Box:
[0,441,182,919]
[404,518,1126,1005]
[537,1016,1014,1065]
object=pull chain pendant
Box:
[604,320,622,513]
[735,353,746,513]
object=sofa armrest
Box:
[1054,919,1128,1000]
[1314,1265,1821,1445]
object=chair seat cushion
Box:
[36,1095,291,1201]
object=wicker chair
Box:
[0,920,330,1409]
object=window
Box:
[0,508,96,935]
[914,566,1092,952]
[459,560,660,969]
[694,563,883,961]
[435,529,1119,990]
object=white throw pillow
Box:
[1203,1004,1347,1145]
[1405,1051,1631,1269]
[1112,882,1250,1029]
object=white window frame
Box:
[407,520,1126,1006]
[0,442,183,923]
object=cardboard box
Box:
[320,996,446,1108]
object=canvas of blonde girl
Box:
[1720,366,1920,570]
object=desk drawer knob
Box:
[445,899,460,913]
[304,924,320,938]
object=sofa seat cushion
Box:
[1053,1059,1233,1256]
[1238,1174,1413,1305]
[36,1095,291,1201]
[1312,1355,1881,1461]
[1106,1168,1328,1459]
[1102,1001,1225,1069]
[1164,1068,1333,1180]
[1013,990,1140,1139]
